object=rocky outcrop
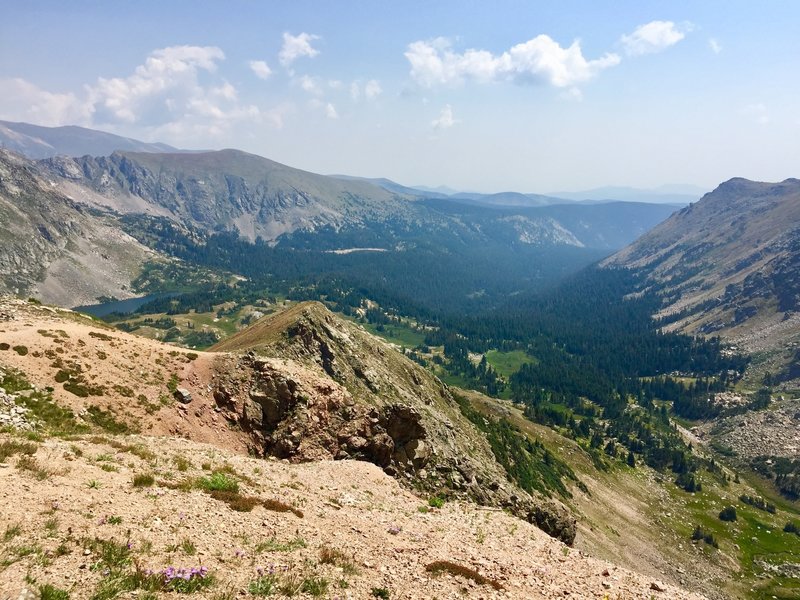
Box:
[210,304,578,544]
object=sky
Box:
[1,1,798,193]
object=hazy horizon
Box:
[2,1,798,193]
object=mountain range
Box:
[0,119,180,159]
[0,122,679,310]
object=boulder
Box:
[174,387,192,404]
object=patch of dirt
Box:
[0,433,707,600]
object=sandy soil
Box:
[0,434,707,600]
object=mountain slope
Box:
[603,177,800,374]
[0,120,178,159]
[41,149,414,241]
[210,301,576,541]
[0,150,155,305]
[0,433,703,600]
[0,298,575,543]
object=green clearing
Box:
[484,350,537,378]
[358,321,426,348]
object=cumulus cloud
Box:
[364,79,382,100]
[709,38,722,54]
[431,104,458,129]
[0,78,91,126]
[620,21,687,56]
[249,60,272,79]
[279,32,320,66]
[405,36,620,89]
[0,45,275,142]
[296,75,323,95]
[87,45,228,124]
[349,79,383,101]
[325,103,339,119]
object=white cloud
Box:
[364,79,382,100]
[405,36,619,88]
[249,60,272,79]
[431,104,458,129]
[349,81,361,101]
[0,78,91,126]
[325,103,339,119]
[620,21,687,56]
[88,45,227,124]
[297,75,323,95]
[349,79,383,101]
[709,38,722,54]
[279,32,320,66]
[0,45,279,142]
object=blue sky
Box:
[1,1,798,192]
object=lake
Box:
[73,292,179,318]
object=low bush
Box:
[426,560,503,590]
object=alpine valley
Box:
[1,122,799,600]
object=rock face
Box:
[210,302,577,544]
[39,150,413,243]
[0,150,154,306]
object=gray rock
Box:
[174,387,192,404]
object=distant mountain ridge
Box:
[549,184,707,205]
[0,121,682,308]
[604,177,800,365]
[0,120,180,159]
[42,149,414,242]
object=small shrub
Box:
[39,584,69,600]
[180,538,197,555]
[425,560,503,590]
[262,498,304,518]
[133,473,155,487]
[371,588,390,599]
[0,440,37,462]
[318,546,357,574]
[301,576,328,597]
[85,406,128,433]
[208,490,260,512]
[248,574,277,596]
[784,521,800,535]
[112,385,134,398]
[254,537,307,553]
[3,523,22,541]
[12,345,28,356]
[16,455,50,480]
[427,495,445,509]
[719,506,737,522]
[691,525,719,548]
[88,331,113,341]
[0,342,9,350]
[173,455,192,472]
[197,472,239,493]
